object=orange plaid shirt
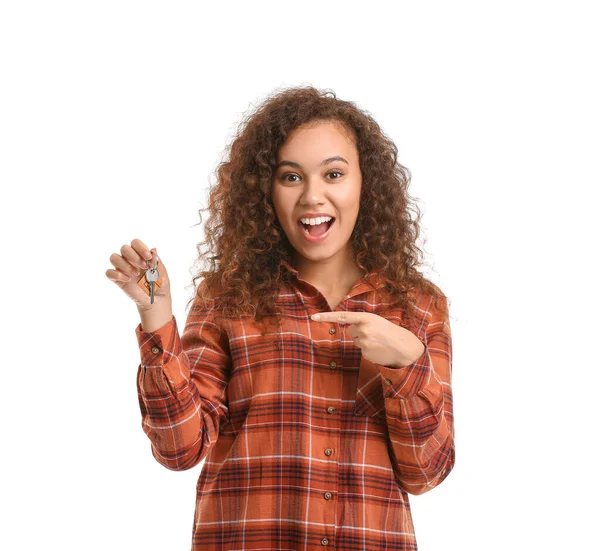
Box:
[135,261,455,550]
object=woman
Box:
[106,85,455,550]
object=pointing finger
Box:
[311,312,371,324]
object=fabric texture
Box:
[135,261,455,550]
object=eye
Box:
[280,170,343,183]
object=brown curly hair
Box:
[185,84,448,336]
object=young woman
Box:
[106,85,455,551]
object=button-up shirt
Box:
[135,261,455,550]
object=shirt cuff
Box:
[378,343,431,400]
[135,315,180,367]
[354,343,432,417]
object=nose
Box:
[299,176,326,205]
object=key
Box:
[137,253,163,301]
[145,265,159,304]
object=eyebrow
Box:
[275,156,349,170]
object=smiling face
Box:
[271,119,362,274]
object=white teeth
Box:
[300,216,333,225]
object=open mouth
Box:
[298,218,335,237]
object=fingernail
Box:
[311,314,320,320]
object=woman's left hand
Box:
[311,311,425,368]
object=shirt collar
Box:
[278,259,387,293]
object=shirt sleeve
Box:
[134,296,231,471]
[356,294,455,495]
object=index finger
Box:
[311,312,370,324]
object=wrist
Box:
[138,299,173,332]
[390,340,425,368]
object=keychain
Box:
[137,253,163,304]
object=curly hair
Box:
[185,84,448,336]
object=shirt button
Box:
[324,492,332,500]
[321,537,329,546]
[385,378,393,385]
[329,361,337,370]
[326,406,335,414]
[329,327,336,334]
[151,346,161,354]
[324,448,332,456]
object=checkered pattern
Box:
[135,262,454,550]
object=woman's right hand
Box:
[106,238,172,311]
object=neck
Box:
[292,249,366,292]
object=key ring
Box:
[145,254,159,271]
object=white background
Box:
[1,1,598,549]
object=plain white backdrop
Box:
[1,1,598,549]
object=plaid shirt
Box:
[135,261,455,550]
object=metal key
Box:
[145,263,159,304]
